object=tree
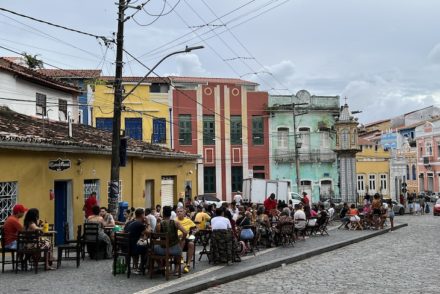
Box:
[22,52,44,69]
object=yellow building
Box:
[93,77,171,147]
[0,107,197,244]
[356,138,391,202]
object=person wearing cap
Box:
[83,192,98,219]
[3,204,27,249]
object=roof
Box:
[338,103,354,121]
[0,57,80,94]
[358,137,373,145]
[99,76,170,83]
[168,76,258,86]
[364,118,391,127]
[38,69,101,79]
[0,107,198,160]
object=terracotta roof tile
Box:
[0,106,198,160]
[99,76,170,83]
[0,57,80,93]
[169,76,258,86]
[38,69,101,78]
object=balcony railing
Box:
[273,148,336,163]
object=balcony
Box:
[273,148,336,163]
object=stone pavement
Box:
[0,218,408,294]
[200,214,440,294]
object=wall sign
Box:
[48,158,71,171]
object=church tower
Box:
[334,100,360,203]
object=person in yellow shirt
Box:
[194,206,211,230]
[175,207,197,273]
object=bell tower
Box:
[334,100,360,203]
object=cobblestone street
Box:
[201,214,440,294]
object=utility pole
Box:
[109,0,126,213]
[292,98,308,193]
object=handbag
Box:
[136,238,148,247]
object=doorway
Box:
[145,180,154,209]
[54,181,73,245]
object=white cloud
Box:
[173,53,208,76]
[428,43,440,64]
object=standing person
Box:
[193,196,200,207]
[3,204,27,249]
[388,199,395,231]
[145,208,157,232]
[420,195,425,215]
[372,194,382,229]
[264,193,277,214]
[400,194,405,206]
[83,192,98,219]
[177,198,184,208]
[407,193,414,214]
[234,192,243,206]
[301,192,310,207]
[154,205,162,218]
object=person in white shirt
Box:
[177,198,184,208]
[193,196,200,207]
[228,201,240,221]
[293,204,307,229]
[145,208,157,232]
[233,193,243,206]
[328,203,335,219]
[211,208,231,230]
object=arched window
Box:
[412,165,416,180]
[406,165,410,180]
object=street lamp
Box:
[108,45,204,213]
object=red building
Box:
[170,77,269,201]
[416,120,440,194]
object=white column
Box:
[214,85,223,198]
[224,85,232,202]
[241,86,249,179]
[196,85,204,195]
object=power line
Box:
[0,7,113,45]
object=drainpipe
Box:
[169,107,173,149]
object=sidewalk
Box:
[0,222,407,294]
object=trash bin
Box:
[118,201,128,222]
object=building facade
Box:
[171,77,269,201]
[0,57,80,123]
[92,77,172,147]
[0,107,197,245]
[415,120,440,194]
[38,69,102,125]
[335,103,360,203]
[267,90,340,202]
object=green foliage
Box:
[22,52,44,69]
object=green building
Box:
[268,90,340,202]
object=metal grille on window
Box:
[84,179,100,203]
[0,181,17,225]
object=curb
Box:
[161,223,408,294]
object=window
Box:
[125,118,142,140]
[407,165,410,180]
[253,166,265,179]
[231,166,243,192]
[369,174,376,191]
[0,181,17,225]
[380,174,387,191]
[320,130,330,149]
[179,115,192,145]
[58,99,67,121]
[252,116,264,145]
[341,129,349,149]
[426,142,433,156]
[412,165,416,180]
[204,167,216,193]
[428,173,434,192]
[150,83,169,93]
[299,127,310,151]
[437,142,440,158]
[152,118,166,144]
[277,128,289,149]
[203,115,215,145]
[357,175,365,191]
[84,179,100,203]
[96,118,113,132]
[230,116,242,145]
[36,93,47,116]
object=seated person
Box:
[154,206,187,276]
[3,204,26,250]
[237,211,254,242]
[86,205,113,259]
[100,207,115,227]
[194,206,211,230]
[175,207,197,273]
[348,204,363,230]
[339,203,350,229]
[124,208,149,272]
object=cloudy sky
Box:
[1,0,440,123]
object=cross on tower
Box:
[344,96,348,104]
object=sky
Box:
[1,0,440,123]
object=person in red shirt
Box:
[83,192,98,218]
[264,193,277,213]
[301,192,310,206]
[4,204,27,249]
